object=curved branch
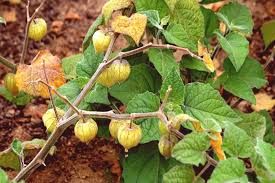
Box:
[0,55,17,72]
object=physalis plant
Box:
[0,0,274,183]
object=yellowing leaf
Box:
[197,41,207,57]
[203,52,215,72]
[102,0,132,22]
[112,13,147,45]
[252,93,275,111]
[15,50,66,98]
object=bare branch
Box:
[20,0,47,64]
[42,60,59,121]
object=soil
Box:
[0,0,274,183]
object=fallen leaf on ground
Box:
[252,93,275,111]
[15,50,66,98]
[112,13,147,45]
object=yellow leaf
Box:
[252,93,275,111]
[203,52,215,72]
[15,50,66,98]
[112,13,147,45]
[210,132,226,160]
[102,0,132,22]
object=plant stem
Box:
[20,0,47,64]
[0,55,17,72]
[193,162,211,183]
[13,41,201,181]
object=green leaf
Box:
[0,87,13,102]
[140,10,162,30]
[135,0,169,19]
[235,112,266,140]
[223,123,254,158]
[216,32,249,71]
[84,84,110,105]
[183,83,241,127]
[148,48,179,78]
[82,15,104,50]
[255,138,275,173]
[163,23,197,51]
[201,7,219,38]
[160,67,184,105]
[180,56,209,72]
[217,2,253,34]
[76,43,104,78]
[259,110,275,144]
[11,139,23,156]
[62,54,82,80]
[13,92,32,106]
[126,92,160,143]
[251,148,275,182]
[200,119,222,133]
[165,0,204,51]
[54,79,89,110]
[0,148,20,170]
[0,168,8,183]
[22,139,56,156]
[208,158,248,183]
[218,57,267,104]
[172,132,210,166]
[163,165,196,183]
[0,17,6,25]
[123,142,178,183]
[261,20,275,48]
[109,64,161,104]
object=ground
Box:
[0,0,274,182]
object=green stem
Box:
[0,55,17,72]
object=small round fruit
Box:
[4,73,19,96]
[28,18,47,41]
[158,134,178,158]
[42,108,65,133]
[9,0,21,4]
[117,122,142,151]
[159,118,181,135]
[92,30,111,53]
[74,118,98,143]
[109,119,130,139]
[97,59,131,87]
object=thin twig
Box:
[38,80,81,117]
[42,60,59,121]
[0,55,17,72]
[193,161,211,183]
[20,0,47,64]
[263,46,275,70]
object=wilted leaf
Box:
[2,10,16,23]
[0,148,20,170]
[203,52,215,72]
[102,0,132,22]
[22,139,56,156]
[112,13,147,45]
[252,93,275,112]
[15,50,66,98]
